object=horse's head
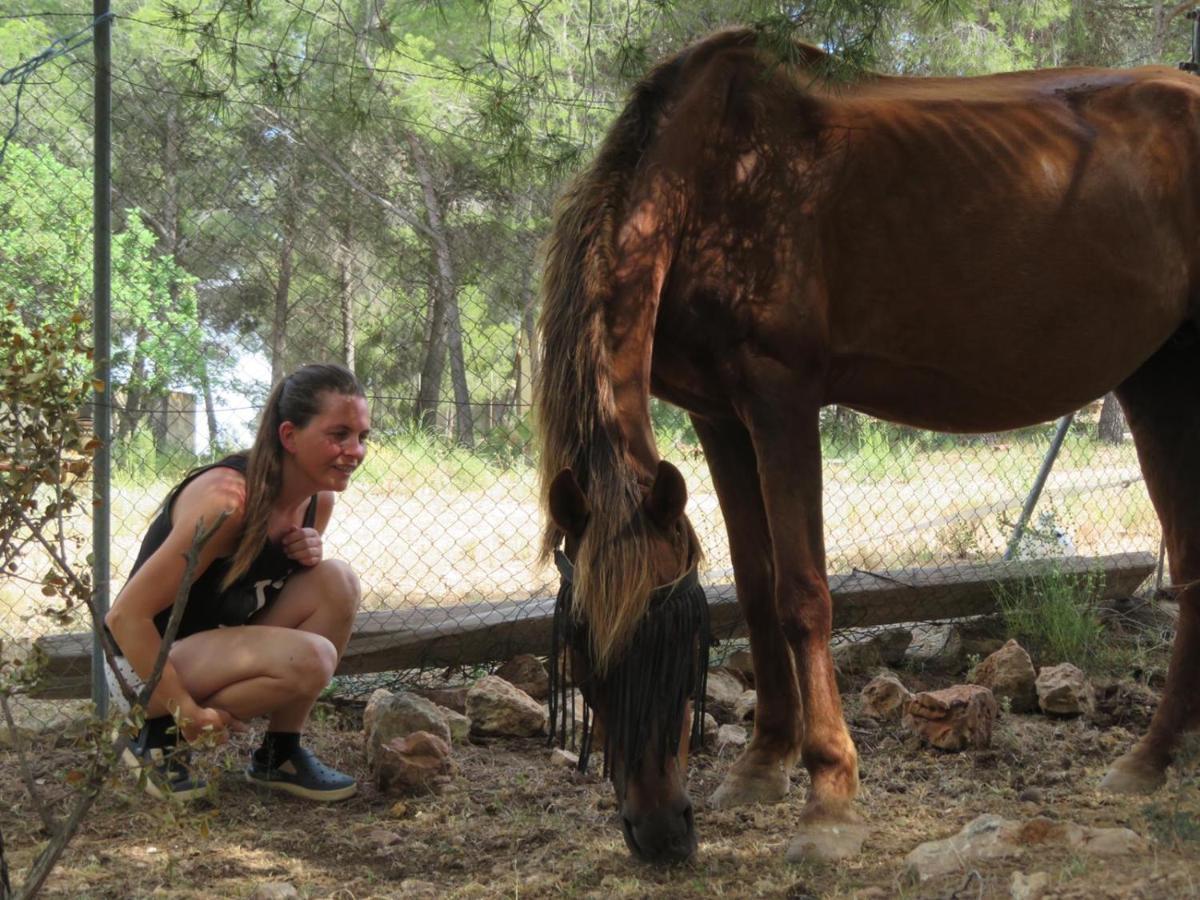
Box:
[547,460,708,865]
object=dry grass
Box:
[3,676,1199,898]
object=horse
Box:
[534,27,1200,864]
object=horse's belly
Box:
[825,320,1172,433]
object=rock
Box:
[250,884,300,900]
[437,705,471,744]
[832,639,883,674]
[546,689,592,751]
[905,814,1148,884]
[1017,787,1043,804]
[716,724,747,753]
[415,687,468,714]
[706,668,749,724]
[495,654,550,701]
[905,624,966,673]
[375,731,454,795]
[550,748,579,768]
[706,668,747,710]
[902,684,997,751]
[700,713,720,750]
[724,649,755,684]
[861,673,913,721]
[1036,663,1095,717]
[1010,871,1051,900]
[734,690,757,723]
[959,616,1008,659]
[970,640,1037,713]
[875,628,914,665]
[467,675,548,737]
[363,689,451,769]
[785,823,870,862]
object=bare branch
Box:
[10,511,227,900]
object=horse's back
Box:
[648,34,1200,431]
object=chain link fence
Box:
[1,6,1166,731]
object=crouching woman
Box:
[105,363,369,802]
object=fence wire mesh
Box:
[1,5,1166,731]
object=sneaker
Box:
[120,719,209,802]
[246,746,357,802]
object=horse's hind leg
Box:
[1102,328,1200,793]
[692,414,803,808]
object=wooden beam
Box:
[27,552,1156,699]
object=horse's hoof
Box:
[785,822,870,862]
[1100,756,1166,795]
[708,766,790,809]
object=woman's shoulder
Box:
[173,464,248,525]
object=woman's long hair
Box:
[221,363,364,589]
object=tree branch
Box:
[10,512,227,900]
[250,105,435,241]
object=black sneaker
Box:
[246,746,357,802]
[120,719,208,802]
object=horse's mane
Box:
[535,28,779,669]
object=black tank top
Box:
[120,454,317,647]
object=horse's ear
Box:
[645,460,687,531]
[548,468,590,538]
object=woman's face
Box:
[280,391,371,492]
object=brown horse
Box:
[535,27,1200,864]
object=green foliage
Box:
[0,301,95,672]
[995,568,1105,668]
[0,143,206,401]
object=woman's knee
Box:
[313,559,361,614]
[288,633,338,695]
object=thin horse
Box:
[536,28,1200,864]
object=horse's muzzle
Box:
[621,801,697,865]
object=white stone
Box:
[1036,663,1095,717]
[466,675,547,737]
[437,705,471,744]
[715,724,747,753]
[734,689,757,723]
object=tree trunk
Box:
[407,132,472,445]
[415,265,448,432]
[115,332,149,444]
[270,186,297,386]
[336,216,357,373]
[1098,392,1126,444]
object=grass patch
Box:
[994,568,1107,669]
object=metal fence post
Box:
[1003,413,1074,561]
[92,0,112,718]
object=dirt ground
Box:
[4,671,1199,900]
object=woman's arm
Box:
[104,468,245,733]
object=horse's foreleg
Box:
[1103,333,1200,793]
[692,415,801,808]
[742,399,860,823]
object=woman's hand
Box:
[177,705,246,745]
[282,525,322,567]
